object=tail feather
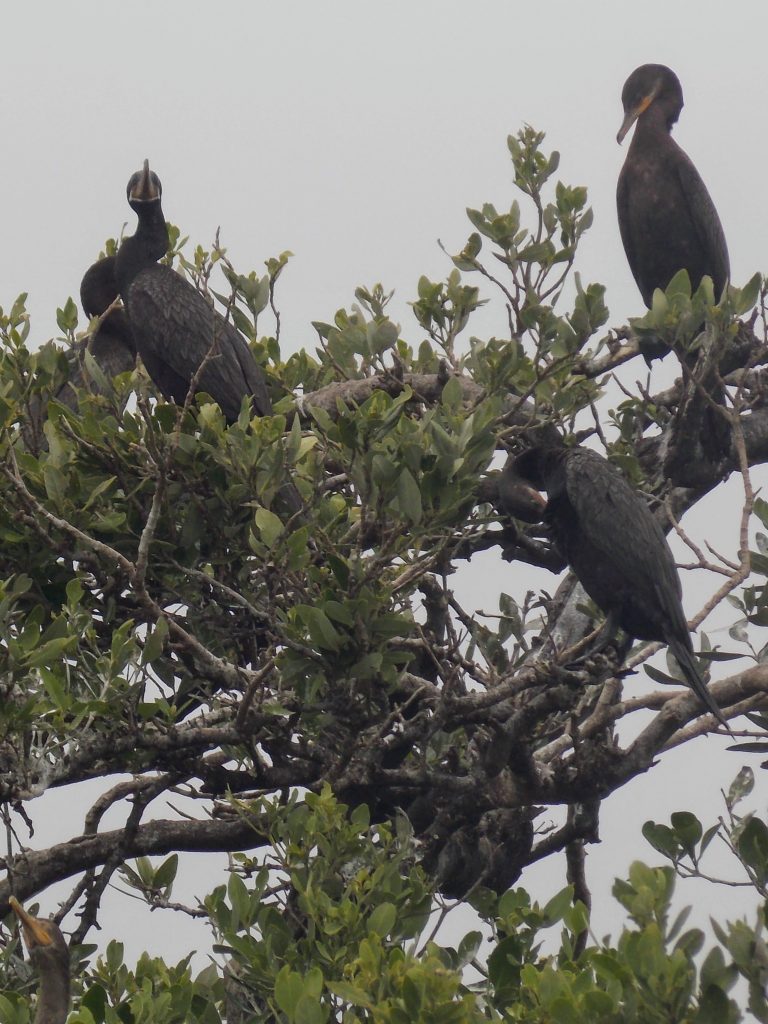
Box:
[668,637,730,731]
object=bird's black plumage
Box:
[616,64,729,310]
[115,160,272,422]
[79,254,137,378]
[80,255,120,320]
[514,444,728,727]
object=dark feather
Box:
[616,65,729,310]
[115,160,272,423]
[515,445,729,728]
[124,265,272,421]
[114,161,304,520]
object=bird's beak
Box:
[9,897,53,948]
[616,93,655,145]
[497,474,548,523]
[131,159,160,202]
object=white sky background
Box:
[2,0,767,975]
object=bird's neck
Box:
[115,204,169,294]
[35,962,70,1024]
[633,103,677,141]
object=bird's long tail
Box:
[668,637,730,731]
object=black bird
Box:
[9,896,70,1024]
[115,161,303,518]
[513,444,728,728]
[616,64,729,311]
[114,160,272,423]
[79,254,137,378]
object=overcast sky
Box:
[4,0,766,971]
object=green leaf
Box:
[327,555,350,587]
[396,468,422,524]
[542,885,573,924]
[82,475,117,510]
[252,275,271,316]
[696,983,734,1024]
[650,287,668,319]
[727,766,754,809]
[0,996,20,1024]
[737,817,768,885]
[457,930,483,966]
[303,967,323,999]
[642,821,681,860]
[274,966,304,1021]
[326,981,371,1008]
[65,577,84,605]
[564,900,590,938]
[80,983,109,1022]
[670,811,703,858]
[11,574,32,597]
[295,995,325,1024]
[452,232,483,270]
[368,902,396,937]
[297,606,342,651]
[323,600,354,627]
[732,272,761,315]
[25,635,75,668]
[441,375,463,411]
[753,496,768,530]
[255,506,285,548]
[153,853,178,890]
[56,295,79,333]
[142,617,168,665]
[43,464,68,508]
[666,268,692,298]
[228,872,251,925]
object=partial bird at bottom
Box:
[9,896,70,1024]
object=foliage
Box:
[0,126,766,1019]
[1,784,760,1021]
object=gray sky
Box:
[5,0,766,970]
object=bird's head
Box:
[126,159,162,209]
[80,255,119,318]
[495,460,548,522]
[9,896,69,971]
[513,445,567,492]
[617,64,683,144]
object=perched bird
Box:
[114,160,272,422]
[9,896,70,1024]
[513,444,728,728]
[114,160,303,516]
[616,64,729,311]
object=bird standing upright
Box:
[114,160,273,422]
[616,64,729,312]
[113,160,304,517]
[9,896,70,1024]
[513,444,729,729]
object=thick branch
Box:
[1,813,270,913]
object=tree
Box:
[0,127,766,1020]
